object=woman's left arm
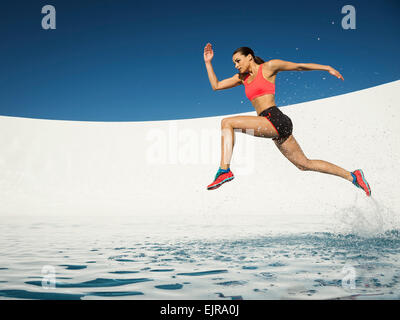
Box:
[268,59,344,80]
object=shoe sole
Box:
[207,176,234,190]
[357,169,371,196]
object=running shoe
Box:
[351,169,371,196]
[207,168,234,190]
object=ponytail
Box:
[254,56,265,64]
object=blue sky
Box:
[0,0,399,121]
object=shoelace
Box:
[351,172,359,187]
[214,169,230,181]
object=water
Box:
[1,199,399,300]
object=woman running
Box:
[204,43,371,196]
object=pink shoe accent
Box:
[352,169,371,197]
[207,171,234,190]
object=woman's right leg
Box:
[274,135,354,182]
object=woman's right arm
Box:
[204,43,241,91]
[207,67,242,91]
[205,61,219,90]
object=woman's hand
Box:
[328,66,344,81]
[204,43,214,63]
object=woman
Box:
[204,43,371,196]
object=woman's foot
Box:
[207,167,234,190]
[351,169,371,196]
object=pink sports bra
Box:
[243,63,275,101]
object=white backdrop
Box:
[1,81,399,228]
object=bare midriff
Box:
[250,93,276,116]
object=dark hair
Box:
[232,47,264,80]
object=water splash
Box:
[333,194,399,237]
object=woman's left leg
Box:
[274,135,353,181]
[220,115,280,169]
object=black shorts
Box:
[259,106,293,142]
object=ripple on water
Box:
[258,272,276,279]
[268,262,286,267]
[115,259,136,262]
[86,291,144,297]
[314,279,342,287]
[215,281,247,286]
[176,270,228,276]
[150,269,175,272]
[216,292,243,300]
[155,284,183,290]
[25,277,153,288]
[59,265,87,270]
[0,290,84,300]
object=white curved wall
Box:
[1,81,399,225]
